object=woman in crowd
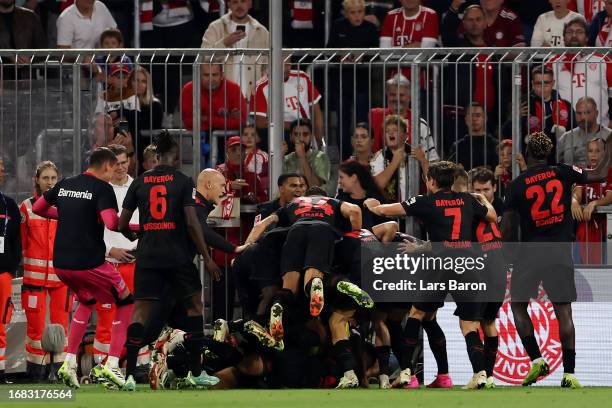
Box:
[19,161,73,382]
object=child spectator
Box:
[142,144,158,172]
[93,28,133,83]
[241,125,269,185]
[572,138,612,264]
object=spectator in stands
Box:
[217,135,268,204]
[95,63,139,117]
[494,139,526,197]
[93,28,133,83]
[571,138,612,264]
[523,65,575,162]
[475,0,526,47]
[350,122,374,167]
[86,113,134,168]
[0,0,46,71]
[505,0,552,43]
[56,0,116,49]
[368,74,439,160]
[364,0,400,28]
[449,102,499,169]
[242,125,269,184]
[327,0,379,160]
[142,144,158,172]
[201,0,269,97]
[251,61,325,148]
[557,97,611,166]
[570,0,606,24]
[284,0,325,47]
[329,1,379,48]
[283,118,331,190]
[588,0,612,46]
[379,0,439,48]
[532,0,584,46]
[371,115,430,202]
[336,160,388,229]
[181,62,247,133]
[441,3,498,145]
[130,66,163,173]
[442,3,488,46]
[548,17,612,127]
[139,0,200,128]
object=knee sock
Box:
[484,336,499,377]
[562,348,575,374]
[387,319,404,363]
[183,316,205,376]
[520,335,542,361]
[107,303,134,367]
[399,318,421,371]
[375,345,391,376]
[422,319,449,375]
[333,339,356,375]
[67,303,94,358]
[464,331,485,374]
[125,322,144,377]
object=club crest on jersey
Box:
[496,31,504,40]
[495,296,562,384]
[572,165,583,174]
[414,23,422,31]
[297,84,304,93]
[589,63,598,71]
[559,109,568,120]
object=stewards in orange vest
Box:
[0,159,20,383]
[20,162,73,381]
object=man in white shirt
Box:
[548,17,612,128]
[56,0,116,48]
[201,0,269,98]
[93,144,149,381]
[531,0,584,46]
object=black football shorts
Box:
[135,262,202,302]
[281,222,336,275]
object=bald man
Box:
[194,169,248,255]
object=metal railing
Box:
[2,47,612,318]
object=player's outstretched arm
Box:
[340,202,362,231]
[118,208,139,241]
[244,214,279,245]
[364,199,406,217]
[31,196,58,219]
[185,205,221,281]
[585,136,612,182]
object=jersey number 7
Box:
[444,207,461,240]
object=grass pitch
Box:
[2,384,612,408]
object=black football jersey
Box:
[504,163,587,242]
[401,190,488,248]
[275,196,348,235]
[123,165,197,268]
[44,173,118,269]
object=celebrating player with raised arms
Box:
[502,131,612,388]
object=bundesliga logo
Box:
[495,299,563,384]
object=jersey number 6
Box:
[150,185,168,220]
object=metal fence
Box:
[2,47,612,319]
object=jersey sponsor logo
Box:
[434,198,465,207]
[495,297,562,384]
[524,171,556,185]
[144,175,174,184]
[57,188,93,200]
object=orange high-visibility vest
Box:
[20,197,62,287]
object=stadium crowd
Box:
[0,0,612,392]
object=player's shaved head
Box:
[197,168,227,205]
[197,168,224,186]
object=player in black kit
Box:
[366,161,497,389]
[119,131,221,390]
[502,131,612,388]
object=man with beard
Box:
[283,119,330,190]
